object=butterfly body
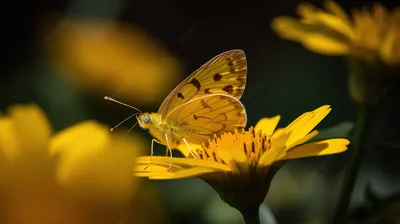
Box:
[136,49,248,158]
[137,112,190,149]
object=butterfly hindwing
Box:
[165,94,247,144]
[158,50,247,119]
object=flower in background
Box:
[271,1,400,105]
[0,104,164,224]
[135,105,350,222]
[43,16,182,105]
[271,1,400,65]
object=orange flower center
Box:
[194,127,272,167]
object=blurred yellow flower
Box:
[0,104,164,224]
[44,16,182,105]
[135,105,350,218]
[271,1,400,65]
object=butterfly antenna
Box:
[110,113,140,132]
[104,96,143,114]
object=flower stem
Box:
[239,207,260,224]
[332,104,376,223]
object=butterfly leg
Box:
[144,138,163,170]
[182,138,196,158]
[165,147,169,157]
[164,134,173,171]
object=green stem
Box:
[239,207,260,224]
[332,105,377,223]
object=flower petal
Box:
[0,104,52,160]
[136,156,231,172]
[258,147,286,167]
[135,164,183,173]
[272,17,313,41]
[323,0,350,23]
[259,132,289,166]
[286,105,330,131]
[286,130,319,150]
[297,2,321,19]
[301,33,350,55]
[50,120,108,156]
[312,12,355,40]
[380,22,400,64]
[281,138,350,160]
[273,14,351,55]
[286,105,331,147]
[271,128,286,139]
[0,118,20,161]
[148,167,219,180]
[255,115,281,136]
[297,2,354,40]
[223,147,249,174]
[53,121,140,201]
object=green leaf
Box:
[312,121,355,142]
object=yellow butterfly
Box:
[105,50,247,169]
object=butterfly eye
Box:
[143,115,151,124]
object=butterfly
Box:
[105,50,247,169]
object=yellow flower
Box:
[271,1,400,65]
[0,104,163,224]
[135,105,350,218]
[44,16,182,105]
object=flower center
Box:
[195,127,272,167]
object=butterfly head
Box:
[136,112,154,130]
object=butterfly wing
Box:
[165,94,247,144]
[158,49,247,119]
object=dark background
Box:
[1,0,400,223]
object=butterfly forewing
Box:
[165,94,247,145]
[158,50,247,119]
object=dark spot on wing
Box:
[213,73,223,81]
[227,61,234,66]
[193,114,198,120]
[189,78,201,90]
[204,88,211,94]
[177,93,185,99]
[222,85,234,94]
[200,99,208,108]
[229,68,237,73]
